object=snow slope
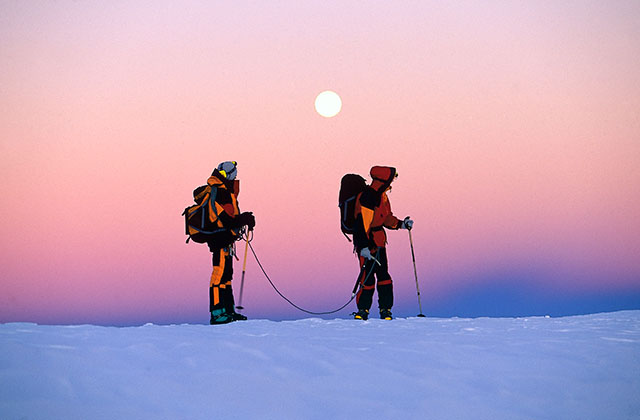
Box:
[1,311,639,420]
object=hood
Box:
[370,166,397,192]
[208,169,240,195]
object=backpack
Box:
[338,174,367,241]
[182,185,234,246]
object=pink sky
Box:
[1,1,639,324]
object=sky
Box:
[1,1,639,325]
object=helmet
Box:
[216,161,238,180]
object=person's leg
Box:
[375,248,393,319]
[209,248,233,324]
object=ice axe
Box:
[235,230,252,311]
[351,250,380,297]
[408,227,426,317]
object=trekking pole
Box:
[236,229,252,311]
[408,228,426,317]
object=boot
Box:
[231,312,248,321]
[353,309,369,320]
[210,308,233,325]
[380,308,393,320]
[225,302,247,321]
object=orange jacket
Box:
[207,171,240,223]
[353,166,402,250]
[205,170,241,251]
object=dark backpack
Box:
[182,185,233,246]
[338,174,367,241]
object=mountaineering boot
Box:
[210,308,233,325]
[225,302,247,321]
[380,309,393,320]
[231,312,248,321]
[353,309,369,320]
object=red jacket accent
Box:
[354,166,401,250]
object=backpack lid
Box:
[193,185,210,203]
[339,174,367,204]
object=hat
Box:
[370,166,397,183]
[216,161,238,180]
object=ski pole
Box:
[408,229,426,317]
[236,230,251,311]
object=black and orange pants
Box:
[356,247,393,310]
[209,247,236,313]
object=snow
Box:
[1,312,639,420]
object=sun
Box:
[315,91,342,118]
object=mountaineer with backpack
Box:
[183,161,255,324]
[339,166,413,320]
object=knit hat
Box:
[216,161,238,180]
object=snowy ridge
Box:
[1,311,639,420]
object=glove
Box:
[237,212,256,231]
[360,248,375,260]
[245,212,256,231]
[400,216,414,230]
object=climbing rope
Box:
[243,231,362,315]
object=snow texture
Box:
[1,311,639,420]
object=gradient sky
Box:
[1,1,639,325]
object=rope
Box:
[246,239,357,315]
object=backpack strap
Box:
[210,186,218,214]
[207,186,220,224]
